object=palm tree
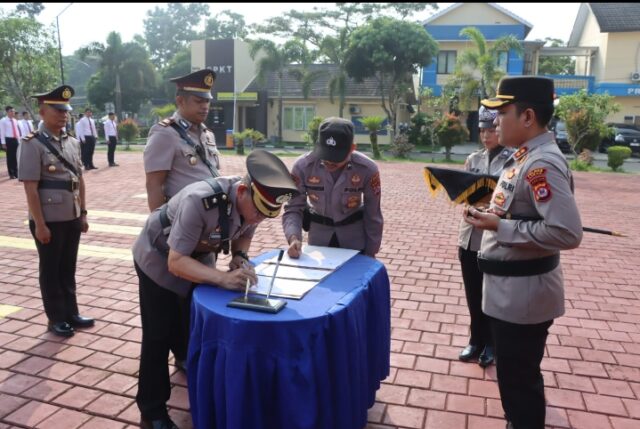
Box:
[320,30,350,118]
[446,26,523,110]
[359,116,385,160]
[250,39,302,143]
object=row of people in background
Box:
[74,109,120,169]
[0,106,35,178]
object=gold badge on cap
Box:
[276,194,292,204]
[189,156,198,165]
[204,73,214,87]
[48,165,56,173]
[62,88,72,99]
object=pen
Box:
[266,249,284,299]
[242,260,251,300]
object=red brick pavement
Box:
[0,151,638,429]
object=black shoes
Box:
[109,163,119,167]
[140,416,179,429]
[478,345,495,367]
[48,321,74,337]
[459,344,481,362]
[69,314,95,328]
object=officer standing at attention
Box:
[76,108,99,170]
[132,149,298,429]
[465,76,583,429]
[0,106,21,179]
[103,111,119,167]
[283,117,383,258]
[144,68,220,212]
[457,106,513,368]
[143,68,220,373]
[17,85,94,337]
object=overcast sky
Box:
[1,2,581,56]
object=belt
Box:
[159,205,171,228]
[309,209,363,227]
[477,254,560,277]
[38,179,78,192]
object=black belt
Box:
[309,209,363,227]
[477,254,560,277]
[38,180,78,192]
[159,205,171,228]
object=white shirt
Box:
[104,119,118,138]
[18,119,34,136]
[76,116,98,141]
[0,116,22,145]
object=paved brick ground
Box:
[0,151,638,429]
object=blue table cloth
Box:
[187,250,391,429]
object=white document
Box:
[255,264,330,281]
[263,245,359,270]
[250,275,318,299]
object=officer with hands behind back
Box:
[283,117,383,258]
[464,76,583,429]
[18,85,94,337]
[132,149,298,429]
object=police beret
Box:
[481,76,555,109]
[246,149,299,218]
[31,85,75,111]
[314,117,354,163]
[169,69,216,100]
[478,106,498,128]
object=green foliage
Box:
[233,129,266,155]
[390,132,415,159]
[0,13,59,115]
[537,38,575,75]
[607,146,632,172]
[14,3,44,18]
[204,10,248,40]
[345,17,438,134]
[360,116,386,159]
[302,116,324,149]
[555,89,620,153]
[444,26,523,110]
[118,119,140,150]
[159,49,191,102]
[433,113,469,161]
[151,103,176,120]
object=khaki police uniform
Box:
[144,111,220,199]
[283,151,383,256]
[18,124,84,323]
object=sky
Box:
[1,2,582,56]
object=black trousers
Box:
[6,137,18,177]
[29,219,81,322]
[82,136,96,167]
[458,247,492,347]
[135,262,191,420]
[107,136,117,165]
[490,316,553,429]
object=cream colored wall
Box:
[607,97,640,123]
[268,99,392,144]
[602,33,640,83]
[575,8,608,79]
[429,4,519,26]
[233,40,258,92]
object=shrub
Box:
[233,128,266,155]
[607,145,632,172]
[359,116,386,160]
[389,132,414,159]
[302,116,324,149]
[433,113,469,161]
[118,119,140,150]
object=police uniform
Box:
[132,150,298,428]
[283,117,383,257]
[457,107,513,366]
[478,77,583,429]
[17,85,94,337]
[144,69,220,201]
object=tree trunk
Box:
[445,145,451,162]
[370,131,381,160]
[115,71,122,120]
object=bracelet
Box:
[232,250,249,261]
[80,209,88,216]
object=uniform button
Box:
[47,198,52,202]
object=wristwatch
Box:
[80,209,88,216]
[232,250,249,261]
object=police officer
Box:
[465,76,583,429]
[144,68,220,212]
[458,106,513,367]
[17,85,94,337]
[132,149,298,429]
[143,68,221,372]
[283,117,383,258]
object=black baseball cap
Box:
[481,76,555,109]
[314,117,354,163]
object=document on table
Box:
[262,245,359,270]
[250,276,317,300]
[254,264,330,281]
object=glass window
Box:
[497,51,508,72]
[283,106,315,130]
[437,51,457,74]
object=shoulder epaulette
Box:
[158,118,175,127]
[23,131,39,141]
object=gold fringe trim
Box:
[423,168,497,206]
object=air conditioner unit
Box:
[631,72,640,82]
[349,105,361,114]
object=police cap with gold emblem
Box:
[169,69,216,100]
[481,76,555,109]
[246,149,299,218]
[314,117,354,163]
[32,85,75,111]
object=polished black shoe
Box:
[140,416,179,429]
[109,163,119,167]
[478,345,495,368]
[459,344,481,362]
[69,314,95,328]
[48,321,75,337]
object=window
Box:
[437,51,457,74]
[283,106,315,130]
[497,51,508,72]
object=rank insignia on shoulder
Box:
[159,118,175,127]
[514,146,528,160]
[202,195,220,211]
[24,131,38,140]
